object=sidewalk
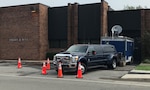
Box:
[0,59,53,65]
[121,70,150,80]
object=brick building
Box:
[0,0,150,62]
[0,0,108,60]
[0,4,49,60]
[48,1,109,53]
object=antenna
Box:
[111,25,122,37]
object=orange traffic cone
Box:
[46,58,50,70]
[42,62,47,75]
[57,62,63,78]
[17,57,22,69]
[76,62,83,79]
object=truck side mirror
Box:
[92,51,96,55]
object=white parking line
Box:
[0,74,149,87]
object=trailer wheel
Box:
[128,57,133,65]
[119,57,126,67]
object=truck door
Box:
[86,46,99,66]
[94,46,104,64]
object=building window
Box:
[49,40,67,48]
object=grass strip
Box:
[135,64,150,71]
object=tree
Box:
[141,31,150,62]
[124,5,147,10]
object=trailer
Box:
[101,36,134,65]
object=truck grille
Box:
[56,56,71,64]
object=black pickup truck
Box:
[53,44,119,74]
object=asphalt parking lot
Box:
[0,62,136,81]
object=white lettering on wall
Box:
[9,38,29,42]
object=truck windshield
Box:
[66,45,88,53]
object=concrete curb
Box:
[121,69,150,80]
[130,70,150,74]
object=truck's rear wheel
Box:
[108,59,117,69]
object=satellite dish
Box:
[111,25,122,34]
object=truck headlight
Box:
[74,56,79,61]
[53,56,57,64]
[72,56,78,63]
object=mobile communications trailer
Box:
[101,25,134,64]
[101,36,134,64]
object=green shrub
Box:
[143,58,150,64]
[142,31,150,61]
[46,52,57,60]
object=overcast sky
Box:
[0,0,149,10]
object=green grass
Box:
[135,64,150,71]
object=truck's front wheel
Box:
[78,63,87,74]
